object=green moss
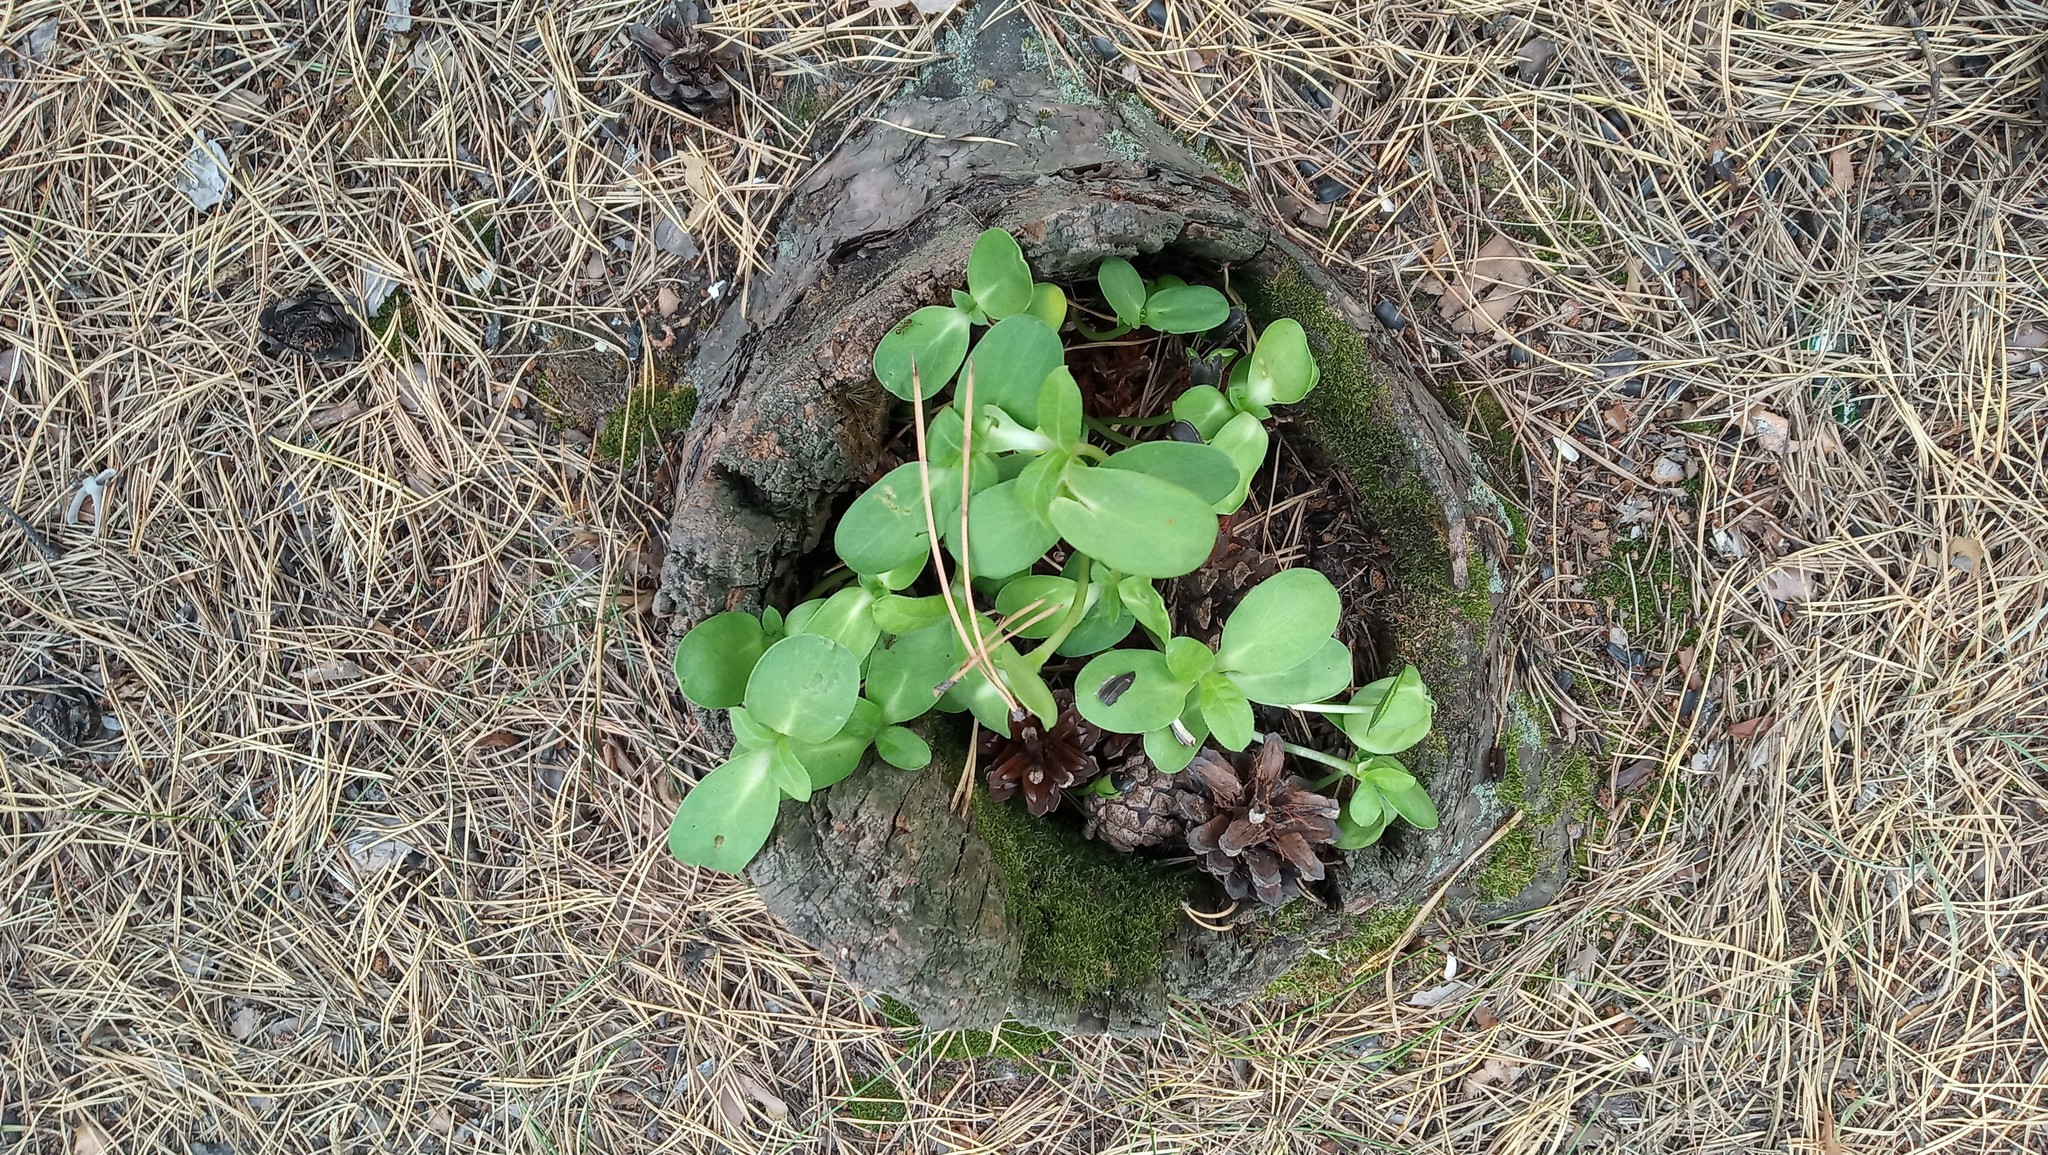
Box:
[969,789,1185,1012]
[1470,825,1540,902]
[841,1074,907,1123]
[1586,537,1692,643]
[876,996,1065,1061]
[594,383,697,466]
[1263,904,1416,1003]
[1239,259,1492,681]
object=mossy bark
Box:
[656,5,1566,1034]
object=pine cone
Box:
[258,289,360,362]
[1082,738,1183,852]
[984,706,1100,817]
[1176,735,1340,905]
[626,3,739,114]
[6,678,100,756]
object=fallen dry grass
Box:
[3,0,2045,1151]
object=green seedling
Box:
[664,226,1441,875]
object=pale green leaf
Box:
[967,227,1033,319]
[666,748,782,873]
[873,306,970,401]
[1074,649,1192,733]
[1049,465,1219,580]
[672,610,766,708]
[1218,567,1342,675]
[744,634,860,744]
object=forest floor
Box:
[3,1,2045,1151]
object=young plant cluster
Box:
[667,226,1440,898]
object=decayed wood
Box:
[656,6,1556,1033]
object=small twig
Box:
[910,364,1018,716]
[0,498,58,561]
[951,722,980,818]
[935,599,1060,695]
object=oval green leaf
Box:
[873,306,971,401]
[1232,636,1354,706]
[1348,783,1384,828]
[835,461,961,576]
[1102,440,1239,506]
[865,621,961,724]
[1166,635,1215,682]
[1027,282,1067,330]
[1218,567,1342,676]
[1199,673,1254,751]
[1172,385,1236,441]
[793,586,880,663]
[1118,575,1170,643]
[1341,664,1435,755]
[672,610,766,709]
[769,740,813,802]
[1364,760,1438,829]
[967,227,1033,320]
[1074,648,1192,733]
[875,725,932,770]
[1248,317,1318,407]
[956,478,1060,580]
[1049,465,1219,580]
[1037,366,1084,448]
[967,315,1064,426]
[1141,284,1230,334]
[744,633,860,744]
[1210,410,1269,513]
[1143,693,1208,773]
[1333,805,1389,850]
[1015,447,1071,528]
[1098,257,1146,326]
[666,748,781,873]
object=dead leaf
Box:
[1438,233,1535,334]
[732,1073,788,1122]
[473,730,520,750]
[227,1006,263,1039]
[293,658,362,683]
[1406,980,1476,1008]
[714,1083,748,1132]
[657,283,683,317]
[425,1107,456,1136]
[1949,535,1986,574]
[174,132,231,210]
[1462,1055,1523,1094]
[308,400,368,431]
[1747,407,1791,453]
[2009,321,2048,351]
[583,251,606,280]
[1471,1003,1501,1030]
[343,824,418,872]
[1760,566,1815,603]
[1567,945,1599,978]
[1828,146,1854,193]
[1728,714,1775,738]
[1602,400,1634,434]
[73,1119,110,1155]
[1512,37,1557,84]
[1613,758,1658,793]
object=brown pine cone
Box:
[984,706,1099,817]
[1176,734,1340,905]
[258,290,360,362]
[626,3,740,114]
[1081,739,1183,852]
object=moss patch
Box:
[1587,536,1693,643]
[875,996,1064,1061]
[1471,825,1541,902]
[841,1074,908,1123]
[1263,903,1416,1003]
[1239,262,1492,656]
[969,788,1185,1012]
[594,383,698,466]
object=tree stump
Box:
[656,6,1569,1034]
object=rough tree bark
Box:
[656,7,1564,1034]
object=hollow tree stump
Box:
[656,6,1565,1034]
